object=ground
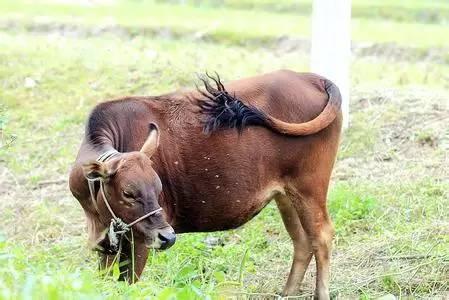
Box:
[0,0,448,299]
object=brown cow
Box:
[69,69,342,299]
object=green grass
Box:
[1,1,448,299]
[1,179,447,299]
[1,0,449,49]
[166,0,449,24]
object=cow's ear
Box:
[82,161,111,180]
[140,123,160,158]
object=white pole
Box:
[311,0,351,128]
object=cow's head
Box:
[82,123,176,253]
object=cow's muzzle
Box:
[145,226,176,250]
[158,230,176,250]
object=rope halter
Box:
[87,149,163,252]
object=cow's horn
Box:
[140,123,160,157]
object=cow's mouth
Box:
[145,227,176,250]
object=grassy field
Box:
[2,0,449,50]
[0,0,448,299]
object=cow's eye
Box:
[122,190,134,199]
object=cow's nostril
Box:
[158,231,176,250]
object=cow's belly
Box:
[172,181,285,233]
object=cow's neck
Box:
[86,98,157,155]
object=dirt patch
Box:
[0,163,84,243]
[334,87,449,182]
[275,36,449,65]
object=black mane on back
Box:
[196,73,268,134]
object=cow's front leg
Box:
[98,237,149,283]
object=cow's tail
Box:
[197,74,342,136]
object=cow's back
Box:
[155,70,341,233]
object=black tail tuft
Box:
[196,72,268,134]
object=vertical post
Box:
[311,0,351,128]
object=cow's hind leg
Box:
[276,194,313,296]
[290,184,334,300]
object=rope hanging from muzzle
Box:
[108,218,129,252]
